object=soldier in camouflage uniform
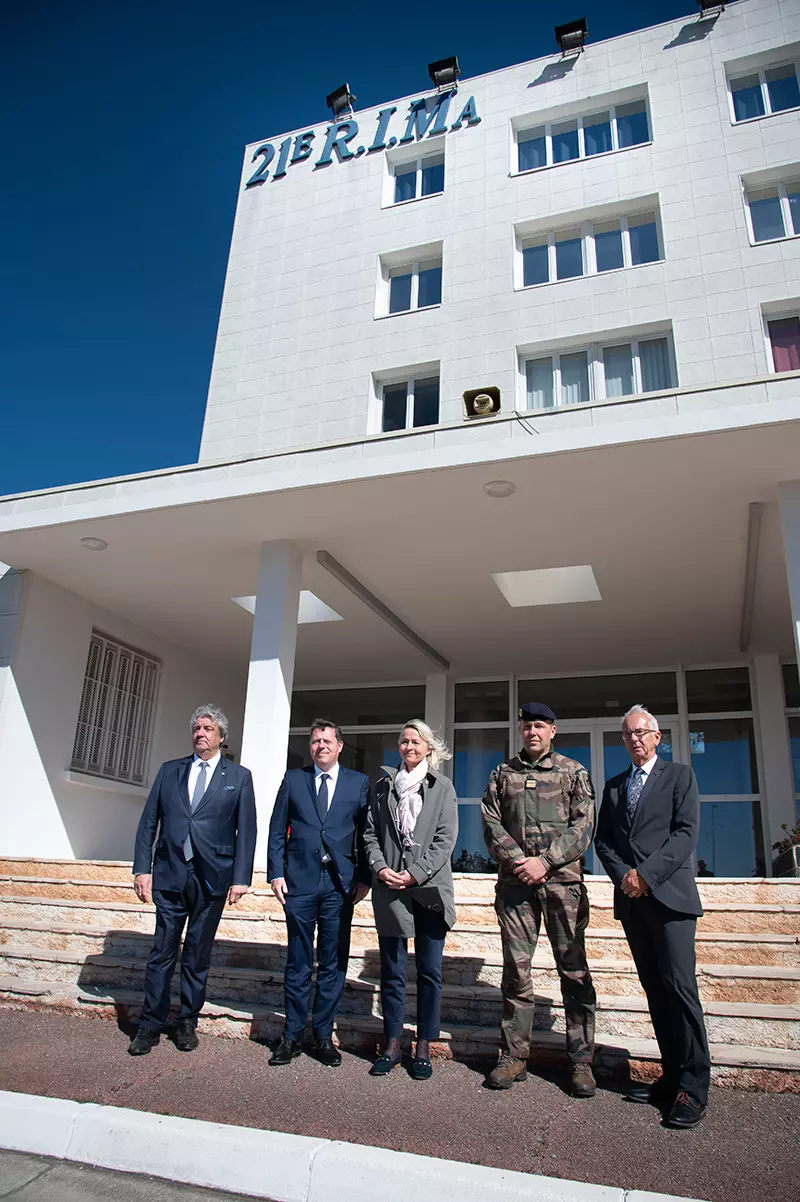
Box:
[482,702,597,1096]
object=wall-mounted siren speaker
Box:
[463,386,501,419]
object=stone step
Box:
[0,975,798,1092]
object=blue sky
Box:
[2,0,695,496]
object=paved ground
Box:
[0,1010,798,1202]
[0,1150,270,1201]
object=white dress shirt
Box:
[631,753,658,781]
[189,751,220,803]
[314,760,340,802]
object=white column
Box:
[752,654,795,869]
[240,542,302,861]
[425,672,454,779]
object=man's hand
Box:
[133,873,153,904]
[513,856,548,886]
[351,882,371,904]
[271,877,288,906]
[621,868,650,898]
[377,867,413,890]
[227,884,249,906]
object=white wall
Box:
[0,572,246,862]
[199,0,800,464]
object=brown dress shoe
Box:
[571,1065,596,1098]
[485,1054,528,1090]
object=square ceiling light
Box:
[232,592,343,623]
[492,565,601,607]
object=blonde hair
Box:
[399,719,452,770]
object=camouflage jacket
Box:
[482,750,596,884]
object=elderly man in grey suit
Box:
[595,705,710,1130]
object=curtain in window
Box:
[769,318,800,372]
[639,337,672,391]
[560,352,589,404]
[525,357,554,408]
[603,344,634,397]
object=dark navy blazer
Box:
[133,755,257,897]
[267,765,370,894]
[595,758,703,917]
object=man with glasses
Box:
[595,704,710,1129]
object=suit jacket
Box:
[133,756,257,897]
[267,765,370,894]
[364,765,459,936]
[595,758,703,917]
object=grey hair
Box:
[190,704,229,741]
[621,704,659,733]
[400,718,452,770]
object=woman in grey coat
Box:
[363,718,458,1080]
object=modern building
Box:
[1,0,800,880]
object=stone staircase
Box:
[0,857,798,1091]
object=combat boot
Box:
[571,1065,596,1098]
[485,1053,527,1090]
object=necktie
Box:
[318,773,330,816]
[184,761,208,860]
[627,766,646,817]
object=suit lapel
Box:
[630,757,664,830]
[306,767,325,825]
[192,756,227,817]
[177,757,193,815]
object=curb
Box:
[0,1090,707,1202]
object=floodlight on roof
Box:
[554,17,588,56]
[326,83,357,119]
[428,55,461,90]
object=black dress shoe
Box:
[269,1036,303,1066]
[664,1092,706,1129]
[410,1057,433,1080]
[624,1076,673,1108]
[128,1029,160,1056]
[369,1052,402,1076]
[310,1037,342,1067]
[173,1019,199,1052]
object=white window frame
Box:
[744,179,800,245]
[763,308,800,374]
[379,372,441,433]
[517,211,662,290]
[728,59,800,124]
[519,333,676,411]
[71,631,160,786]
[514,99,651,176]
[376,244,444,319]
[389,152,445,206]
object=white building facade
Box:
[1,0,800,877]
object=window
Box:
[380,249,443,317]
[730,62,800,122]
[381,375,440,432]
[783,664,800,820]
[520,210,661,288]
[516,99,649,174]
[71,632,160,785]
[392,153,444,204]
[522,334,674,409]
[768,316,800,372]
[746,180,800,243]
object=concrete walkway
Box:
[0,1009,797,1202]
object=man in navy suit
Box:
[129,704,257,1055]
[268,718,370,1067]
[595,705,710,1130]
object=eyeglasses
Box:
[621,728,658,741]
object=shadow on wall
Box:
[664,14,720,50]
[528,57,579,88]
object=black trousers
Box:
[139,862,226,1032]
[618,893,710,1107]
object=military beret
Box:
[518,702,557,723]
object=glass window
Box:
[615,101,649,147]
[628,213,660,265]
[765,63,800,113]
[519,130,547,172]
[788,184,800,234]
[689,718,758,794]
[382,383,408,432]
[389,272,412,314]
[417,264,442,308]
[455,680,509,723]
[555,232,583,279]
[603,343,634,397]
[518,672,678,720]
[769,317,800,372]
[696,801,759,877]
[595,223,624,272]
[452,805,496,872]
[412,376,440,427]
[525,356,554,409]
[639,337,673,391]
[290,684,425,728]
[584,112,612,156]
[454,728,509,797]
[749,190,786,241]
[788,716,800,794]
[552,120,579,162]
[731,74,766,121]
[394,169,416,204]
[523,242,549,286]
[421,156,444,196]
[560,351,589,404]
[783,663,800,708]
[686,666,752,712]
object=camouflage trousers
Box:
[496,879,596,1065]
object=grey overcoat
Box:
[364,765,459,937]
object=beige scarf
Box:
[394,758,428,849]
